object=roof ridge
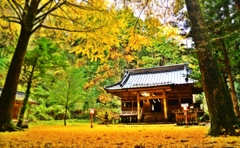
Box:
[127,63,188,74]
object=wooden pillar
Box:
[178,91,181,107]
[132,98,133,111]
[137,92,140,123]
[163,90,168,121]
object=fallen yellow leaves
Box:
[0,124,240,148]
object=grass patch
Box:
[29,119,91,127]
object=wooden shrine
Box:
[104,63,203,124]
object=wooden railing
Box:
[120,108,142,116]
[120,109,142,123]
[174,111,198,125]
[120,110,137,116]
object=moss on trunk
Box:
[0,108,22,131]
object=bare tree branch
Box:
[7,0,23,22]
[0,16,20,24]
[35,1,66,23]
[40,24,104,33]
[65,1,104,11]
[37,0,54,14]
[59,5,75,22]
[133,0,149,34]
[47,13,96,30]
[32,1,66,33]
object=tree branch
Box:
[47,13,96,30]
[32,1,66,33]
[209,31,239,43]
[65,1,104,11]
[7,0,23,22]
[0,16,20,24]
[133,0,149,35]
[37,0,54,14]
[40,24,104,33]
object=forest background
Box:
[0,0,240,131]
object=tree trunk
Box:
[64,105,68,126]
[220,39,240,119]
[0,1,40,132]
[17,58,37,127]
[236,0,240,11]
[185,0,239,136]
[228,71,240,118]
[0,27,31,131]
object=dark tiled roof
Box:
[0,88,38,104]
[105,63,195,90]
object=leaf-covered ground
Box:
[0,123,240,148]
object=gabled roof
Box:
[105,63,195,91]
[0,88,38,104]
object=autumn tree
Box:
[185,0,239,136]
[0,0,123,131]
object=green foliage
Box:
[0,55,7,73]
[48,68,87,122]
[141,37,184,67]
[0,45,15,86]
[30,99,53,121]
[95,97,121,124]
[194,94,204,104]
[200,0,240,79]
[20,37,69,86]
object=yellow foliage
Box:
[62,1,126,62]
[124,54,135,63]
[0,0,126,62]
[0,0,184,65]
[84,81,94,90]
[110,51,122,60]
[1,124,240,147]
[96,64,110,73]
[0,2,20,37]
[158,25,182,39]
[127,34,149,50]
[98,93,111,103]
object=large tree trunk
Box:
[185,0,239,136]
[0,1,40,131]
[0,28,31,131]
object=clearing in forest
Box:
[0,123,240,147]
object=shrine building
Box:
[104,63,203,124]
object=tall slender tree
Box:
[201,0,240,119]
[185,0,239,136]
[17,37,68,127]
[49,68,86,126]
